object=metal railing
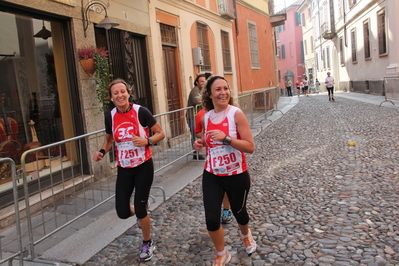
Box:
[0,87,279,264]
[238,87,280,128]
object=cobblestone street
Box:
[85,95,399,266]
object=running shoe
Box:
[241,229,257,255]
[213,249,231,266]
[221,209,233,224]
[139,239,155,261]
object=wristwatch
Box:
[223,135,232,145]
[147,138,153,146]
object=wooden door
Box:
[162,46,183,137]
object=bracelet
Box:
[222,135,232,145]
[99,149,105,155]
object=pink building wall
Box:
[276,4,305,90]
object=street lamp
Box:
[82,0,119,37]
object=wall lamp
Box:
[82,0,119,37]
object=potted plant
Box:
[77,46,97,76]
[77,46,112,110]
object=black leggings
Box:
[202,170,251,231]
[327,86,334,96]
[115,158,153,219]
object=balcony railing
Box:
[321,21,336,39]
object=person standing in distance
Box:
[285,77,293,97]
[92,79,165,262]
[186,74,206,160]
[302,76,309,97]
[315,78,320,93]
[193,76,257,266]
[325,72,335,101]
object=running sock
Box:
[143,239,152,244]
[217,249,226,256]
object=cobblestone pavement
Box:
[85,95,399,266]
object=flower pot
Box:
[79,58,95,76]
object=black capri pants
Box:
[115,158,153,219]
[327,86,334,96]
[202,170,251,231]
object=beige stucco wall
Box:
[148,0,237,112]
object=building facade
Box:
[309,0,398,96]
[0,0,278,206]
[298,0,315,84]
[275,1,306,92]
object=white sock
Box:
[217,249,226,256]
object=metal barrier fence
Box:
[0,158,24,265]
[238,87,280,129]
[0,87,278,264]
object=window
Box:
[339,37,345,66]
[300,41,304,63]
[308,7,311,21]
[338,1,343,19]
[363,20,371,59]
[326,46,330,69]
[281,44,286,59]
[277,46,280,60]
[221,30,232,72]
[248,22,259,68]
[377,9,387,55]
[160,23,177,45]
[197,22,211,71]
[295,12,302,26]
[315,52,318,71]
[310,36,313,51]
[301,13,306,27]
[348,0,356,7]
[351,28,357,62]
[304,39,308,55]
[323,49,326,69]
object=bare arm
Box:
[204,109,255,154]
[92,133,114,161]
[131,122,165,147]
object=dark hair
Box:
[108,79,132,100]
[204,72,212,80]
[194,74,206,86]
[201,75,234,111]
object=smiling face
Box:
[110,83,130,110]
[209,78,230,110]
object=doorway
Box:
[162,46,183,137]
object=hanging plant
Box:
[94,51,112,110]
[77,46,112,110]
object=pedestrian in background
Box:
[285,77,293,97]
[186,74,207,160]
[302,76,309,97]
[325,72,335,101]
[315,78,320,93]
[194,75,257,266]
[92,79,165,262]
[295,80,301,97]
